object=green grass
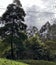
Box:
[20,60,56,65]
[0,58,56,65]
[0,58,28,65]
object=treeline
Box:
[0,0,56,61]
[0,33,56,61]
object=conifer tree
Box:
[0,0,27,59]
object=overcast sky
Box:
[0,0,56,15]
[0,0,56,29]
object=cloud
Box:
[0,0,55,29]
[25,5,55,30]
[0,0,13,16]
[42,0,56,13]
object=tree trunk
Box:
[11,38,14,59]
[11,19,14,59]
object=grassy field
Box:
[0,58,56,65]
[0,58,28,65]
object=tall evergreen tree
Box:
[0,0,27,59]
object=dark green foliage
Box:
[22,35,50,60]
[49,24,56,41]
[45,40,56,61]
[40,21,56,41]
[40,21,50,33]
[0,40,11,58]
[45,41,56,50]
[0,0,27,59]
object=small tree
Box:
[0,0,27,59]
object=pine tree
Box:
[0,0,27,59]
